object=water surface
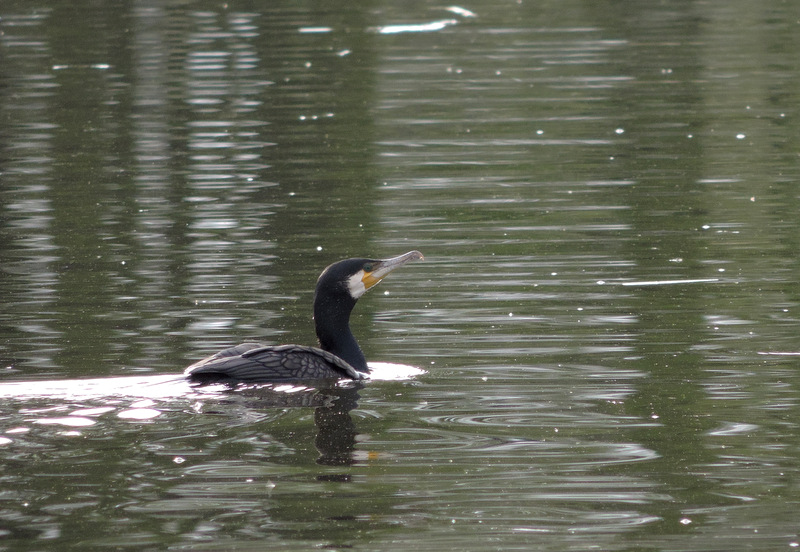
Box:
[1,0,800,550]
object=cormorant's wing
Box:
[184,343,364,382]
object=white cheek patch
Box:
[346,270,367,299]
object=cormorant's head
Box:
[317,250,424,301]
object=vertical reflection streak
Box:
[129,3,179,369]
[0,11,62,371]
[181,10,276,355]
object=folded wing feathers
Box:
[185,343,364,381]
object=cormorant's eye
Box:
[363,262,374,272]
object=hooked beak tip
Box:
[362,250,423,289]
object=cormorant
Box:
[185,250,423,383]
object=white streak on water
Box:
[621,278,720,287]
[367,361,426,380]
[377,19,458,34]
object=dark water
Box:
[2,0,800,550]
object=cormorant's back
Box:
[185,343,364,382]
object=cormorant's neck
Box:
[313,293,368,372]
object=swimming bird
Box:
[185,250,423,383]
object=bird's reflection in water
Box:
[210,381,364,468]
[313,385,361,468]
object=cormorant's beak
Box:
[362,250,424,290]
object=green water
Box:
[1,0,799,550]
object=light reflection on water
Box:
[0,368,669,549]
[2,0,800,550]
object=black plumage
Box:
[185,251,423,383]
